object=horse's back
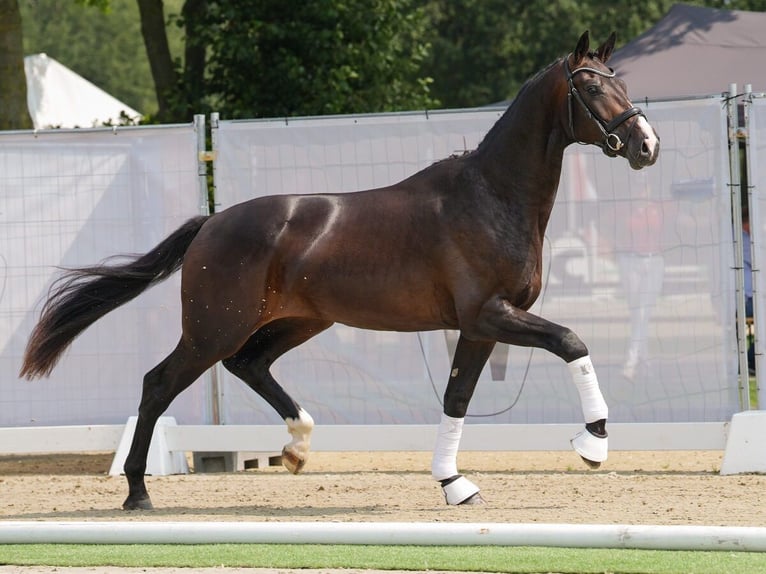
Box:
[182,180,461,332]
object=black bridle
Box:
[564,56,644,154]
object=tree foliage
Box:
[421,0,725,108]
[10,0,766,126]
[173,0,436,120]
[20,0,183,114]
[0,0,33,129]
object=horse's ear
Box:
[573,31,590,65]
[595,32,617,64]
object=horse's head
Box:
[564,31,659,170]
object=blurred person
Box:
[617,175,665,381]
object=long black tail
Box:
[20,215,210,379]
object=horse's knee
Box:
[559,330,588,362]
[138,376,166,419]
[443,388,472,418]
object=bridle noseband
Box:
[564,55,644,154]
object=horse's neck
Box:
[475,68,569,210]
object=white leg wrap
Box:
[431,413,463,481]
[568,355,608,423]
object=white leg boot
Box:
[568,356,609,466]
[431,413,483,505]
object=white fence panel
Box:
[213,100,738,427]
[0,125,211,427]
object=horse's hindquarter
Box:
[186,190,459,333]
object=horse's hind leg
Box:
[222,317,333,474]
[432,335,495,505]
[123,341,212,510]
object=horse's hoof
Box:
[459,492,486,505]
[580,456,602,469]
[122,495,153,511]
[281,446,306,474]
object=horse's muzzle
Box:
[626,119,660,170]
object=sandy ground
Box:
[1,450,765,526]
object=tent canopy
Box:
[610,3,766,101]
[24,53,142,129]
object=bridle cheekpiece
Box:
[564,55,644,154]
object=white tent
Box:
[24,53,142,129]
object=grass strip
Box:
[2,544,766,574]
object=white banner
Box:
[0,125,210,426]
[213,101,738,425]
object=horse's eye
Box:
[586,85,601,96]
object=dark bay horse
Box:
[20,31,659,509]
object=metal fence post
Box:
[728,85,751,410]
[194,114,210,216]
[744,87,766,408]
[194,113,222,425]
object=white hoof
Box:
[571,429,608,464]
[281,445,307,474]
[283,409,313,474]
[440,475,482,505]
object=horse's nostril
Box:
[641,140,651,156]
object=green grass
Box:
[2,544,766,574]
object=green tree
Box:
[0,0,33,129]
[171,0,436,120]
[136,0,181,121]
[421,0,766,109]
[13,0,766,124]
[20,0,180,113]
[20,0,183,117]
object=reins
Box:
[564,55,644,154]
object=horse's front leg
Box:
[433,335,495,505]
[471,297,609,467]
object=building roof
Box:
[610,3,766,101]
